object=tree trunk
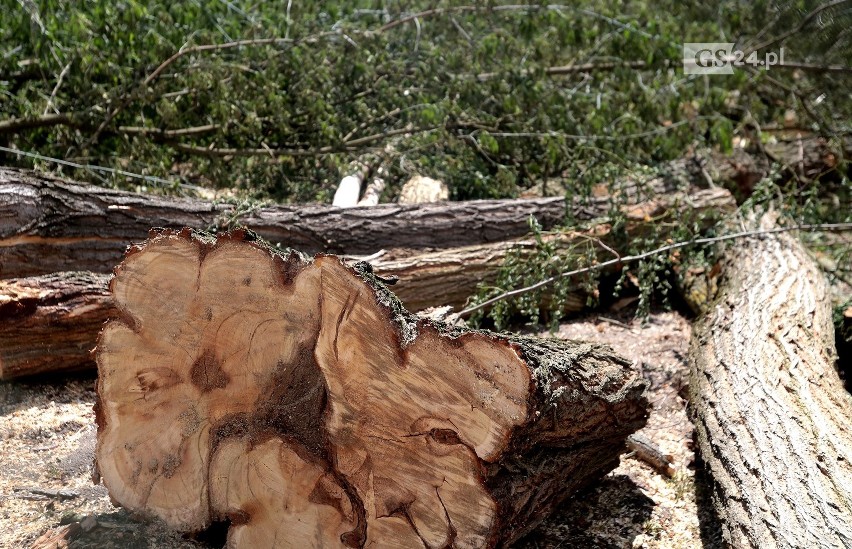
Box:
[0,186,733,380]
[383,185,733,311]
[94,228,648,548]
[4,136,840,278]
[688,213,852,548]
[0,272,114,379]
[0,168,569,278]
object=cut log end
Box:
[95,228,647,547]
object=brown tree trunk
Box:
[94,228,648,548]
[0,272,114,379]
[0,187,733,380]
[688,213,852,548]
[4,136,840,278]
[0,168,569,278]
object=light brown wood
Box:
[95,228,648,548]
[689,213,852,548]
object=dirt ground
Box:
[1,310,721,548]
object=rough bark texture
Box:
[0,186,733,379]
[0,168,568,277]
[5,135,838,278]
[95,228,648,548]
[688,214,852,549]
[0,272,114,379]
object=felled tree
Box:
[689,214,852,547]
[95,228,647,548]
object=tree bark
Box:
[688,213,852,548]
[0,187,733,380]
[0,272,114,379]
[0,168,570,278]
[94,228,648,548]
[4,136,840,278]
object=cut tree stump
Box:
[0,186,733,380]
[95,228,648,548]
[689,213,852,548]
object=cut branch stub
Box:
[95,228,647,548]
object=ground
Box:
[1,310,720,548]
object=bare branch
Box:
[43,60,72,116]
[0,113,81,133]
[167,126,440,158]
[745,0,852,54]
[117,124,220,138]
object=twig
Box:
[0,113,80,133]
[475,60,653,81]
[744,0,852,55]
[13,487,79,500]
[458,222,852,317]
[0,145,201,191]
[117,124,220,138]
[0,115,219,141]
[378,6,479,32]
[598,316,636,331]
[626,434,676,477]
[168,125,439,158]
[43,60,72,116]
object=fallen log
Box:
[0,168,567,278]
[94,228,648,548]
[385,186,734,311]
[4,136,843,277]
[688,213,852,548]
[0,272,114,379]
[0,186,733,380]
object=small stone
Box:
[80,515,98,532]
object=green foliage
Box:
[3,1,849,202]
